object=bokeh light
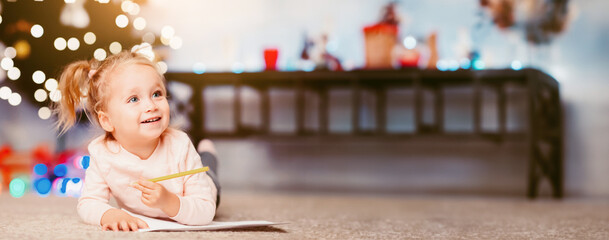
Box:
[8,92,21,106]
[45,78,58,91]
[9,178,26,198]
[436,60,448,71]
[34,163,48,175]
[161,26,175,39]
[34,89,48,102]
[460,58,471,69]
[54,37,67,51]
[54,164,68,177]
[84,32,96,45]
[7,67,20,80]
[109,42,122,54]
[128,3,140,15]
[511,60,523,70]
[81,155,90,169]
[0,86,11,100]
[403,36,416,50]
[49,89,62,102]
[232,62,245,74]
[38,107,52,119]
[193,62,206,74]
[4,47,17,59]
[115,14,128,28]
[32,70,46,84]
[14,40,32,59]
[34,178,52,196]
[142,32,155,44]
[1,57,14,70]
[156,61,168,74]
[133,17,146,30]
[121,0,135,13]
[94,48,107,61]
[169,36,183,50]
[67,37,80,51]
[31,24,44,38]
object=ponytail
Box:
[54,60,92,135]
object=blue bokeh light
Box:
[54,164,68,177]
[34,163,47,175]
[34,178,52,196]
[81,156,90,169]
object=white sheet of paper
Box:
[124,210,285,232]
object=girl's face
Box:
[99,63,170,145]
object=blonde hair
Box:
[54,51,165,140]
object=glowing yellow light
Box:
[94,48,107,61]
[64,0,76,3]
[169,37,183,50]
[14,40,31,59]
[4,47,17,59]
[38,107,52,119]
[156,61,168,74]
[32,70,46,84]
[0,15,3,25]
[45,78,58,91]
[8,93,21,106]
[67,37,80,51]
[142,32,155,44]
[34,89,48,102]
[54,38,67,51]
[1,58,14,70]
[109,42,122,54]
[115,14,128,28]
[49,90,62,102]
[84,32,96,45]
[0,86,11,100]
[161,26,175,39]
[7,67,21,80]
[98,0,110,3]
[133,17,146,30]
[31,24,44,38]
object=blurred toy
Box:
[300,33,342,71]
[363,2,402,69]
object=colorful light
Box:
[9,178,26,198]
[34,163,48,175]
[82,155,90,169]
[34,178,52,196]
[460,58,471,69]
[54,164,68,177]
[473,60,485,70]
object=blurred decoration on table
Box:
[480,0,571,44]
[299,33,342,71]
[0,0,175,123]
[363,2,400,69]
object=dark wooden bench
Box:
[165,68,563,198]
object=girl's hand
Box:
[132,178,180,217]
[100,208,148,232]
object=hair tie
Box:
[88,69,97,79]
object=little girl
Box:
[55,50,220,232]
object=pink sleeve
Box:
[169,140,216,225]
[77,155,114,226]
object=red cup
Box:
[264,48,279,71]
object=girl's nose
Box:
[145,98,158,112]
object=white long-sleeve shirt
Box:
[77,128,217,226]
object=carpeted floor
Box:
[0,190,608,239]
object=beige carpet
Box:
[0,190,608,239]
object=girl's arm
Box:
[76,156,115,225]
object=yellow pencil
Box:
[132,167,209,186]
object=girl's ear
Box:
[98,111,115,132]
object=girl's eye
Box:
[128,96,139,103]
[152,91,163,98]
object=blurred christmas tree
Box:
[0,0,164,116]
